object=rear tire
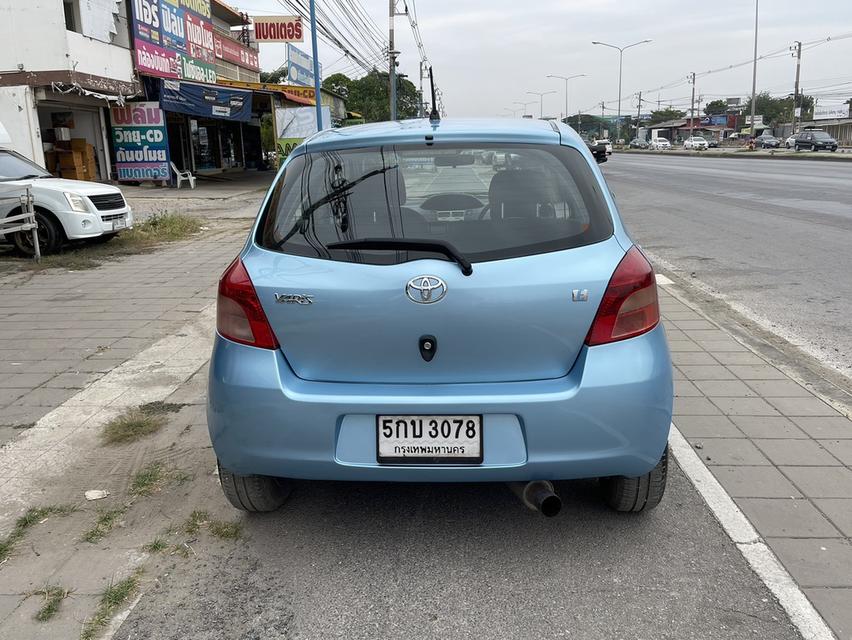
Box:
[601,446,668,512]
[218,461,292,512]
[12,209,64,255]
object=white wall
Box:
[0,86,45,167]
[67,31,134,82]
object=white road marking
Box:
[669,426,837,640]
[655,274,673,286]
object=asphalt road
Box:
[603,154,852,378]
[116,468,800,640]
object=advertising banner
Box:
[280,84,316,102]
[213,33,259,71]
[110,101,170,182]
[275,105,330,161]
[252,16,303,42]
[160,79,252,121]
[814,104,850,120]
[130,0,216,84]
[286,43,321,87]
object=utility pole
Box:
[600,101,605,138]
[689,72,696,139]
[749,0,759,139]
[792,40,802,134]
[389,0,397,120]
[577,109,581,133]
[636,91,642,140]
[309,0,323,131]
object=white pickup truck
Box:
[0,123,132,255]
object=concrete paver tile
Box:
[818,439,852,465]
[696,338,749,352]
[710,396,781,416]
[713,465,802,498]
[673,396,722,416]
[767,396,841,417]
[670,351,718,366]
[793,417,852,439]
[712,351,770,366]
[671,319,718,331]
[803,588,852,640]
[694,380,757,397]
[1,373,55,388]
[812,500,852,537]
[689,438,769,465]
[727,364,789,380]
[673,415,743,438]
[677,365,737,380]
[735,498,842,537]
[674,380,702,397]
[0,596,23,624]
[755,439,843,466]
[668,340,704,352]
[781,467,852,498]
[745,379,816,397]
[769,538,852,588]
[730,416,809,439]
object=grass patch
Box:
[208,520,242,540]
[182,510,209,535]
[141,538,168,553]
[82,507,126,544]
[32,585,72,622]
[7,213,203,273]
[0,505,76,563]
[81,572,141,640]
[130,462,165,497]
[100,402,183,446]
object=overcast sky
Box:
[238,0,852,118]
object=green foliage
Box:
[81,572,142,640]
[742,91,816,125]
[649,108,687,125]
[0,505,76,563]
[704,99,728,115]
[82,507,127,543]
[259,69,286,84]
[260,113,275,153]
[322,71,420,122]
[32,585,71,622]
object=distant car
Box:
[755,135,780,149]
[707,139,719,148]
[793,130,838,152]
[628,138,649,149]
[209,118,673,517]
[0,147,132,255]
[785,135,797,149]
[650,137,671,150]
[683,136,708,150]
[594,139,613,155]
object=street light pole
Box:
[546,74,586,123]
[527,90,557,119]
[309,0,323,131]
[592,39,651,143]
[749,0,759,139]
[513,100,536,116]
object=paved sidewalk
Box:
[659,284,852,639]
[0,220,248,444]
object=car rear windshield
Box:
[257,144,613,265]
[812,132,832,140]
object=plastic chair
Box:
[170,162,196,189]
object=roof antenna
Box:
[428,66,440,123]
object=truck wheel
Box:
[601,446,668,512]
[12,210,64,255]
[218,461,292,512]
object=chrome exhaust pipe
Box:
[510,480,562,517]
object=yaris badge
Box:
[406,276,447,304]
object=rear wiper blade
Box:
[327,238,473,276]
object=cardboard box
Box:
[83,144,96,163]
[58,150,84,169]
[54,127,71,141]
[44,150,58,173]
[84,161,97,180]
[70,138,88,152]
[60,168,84,180]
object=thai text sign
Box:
[286,43,321,87]
[252,16,303,42]
[131,0,216,84]
[110,102,171,182]
[213,33,259,71]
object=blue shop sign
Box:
[160,79,252,122]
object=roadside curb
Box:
[615,149,852,161]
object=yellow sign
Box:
[280,85,316,101]
[277,137,303,162]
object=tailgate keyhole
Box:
[419,335,437,362]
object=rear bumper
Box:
[208,324,673,482]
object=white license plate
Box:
[377,415,482,463]
[112,218,126,230]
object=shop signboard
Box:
[280,85,316,102]
[286,43,321,87]
[252,16,303,42]
[130,0,216,84]
[814,104,850,120]
[160,79,252,121]
[213,33,259,71]
[110,101,170,182]
[275,105,330,161]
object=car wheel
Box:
[12,209,64,255]
[601,445,668,512]
[794,144,800,152]
[218,461,293,512]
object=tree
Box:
[322,73,353,99]
[649,108,686,125]
[259,68,286,84]
[335,71,420,122]
[704,99,727,116]
[742,92,815,125]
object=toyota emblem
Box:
[406,275,447,304]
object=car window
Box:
[258,144,614,265]
[812,132,832,140]
[0,150,50,181]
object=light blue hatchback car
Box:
[209,118,672,516]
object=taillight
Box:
[216,258,279,349]
[585,246,660,346]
